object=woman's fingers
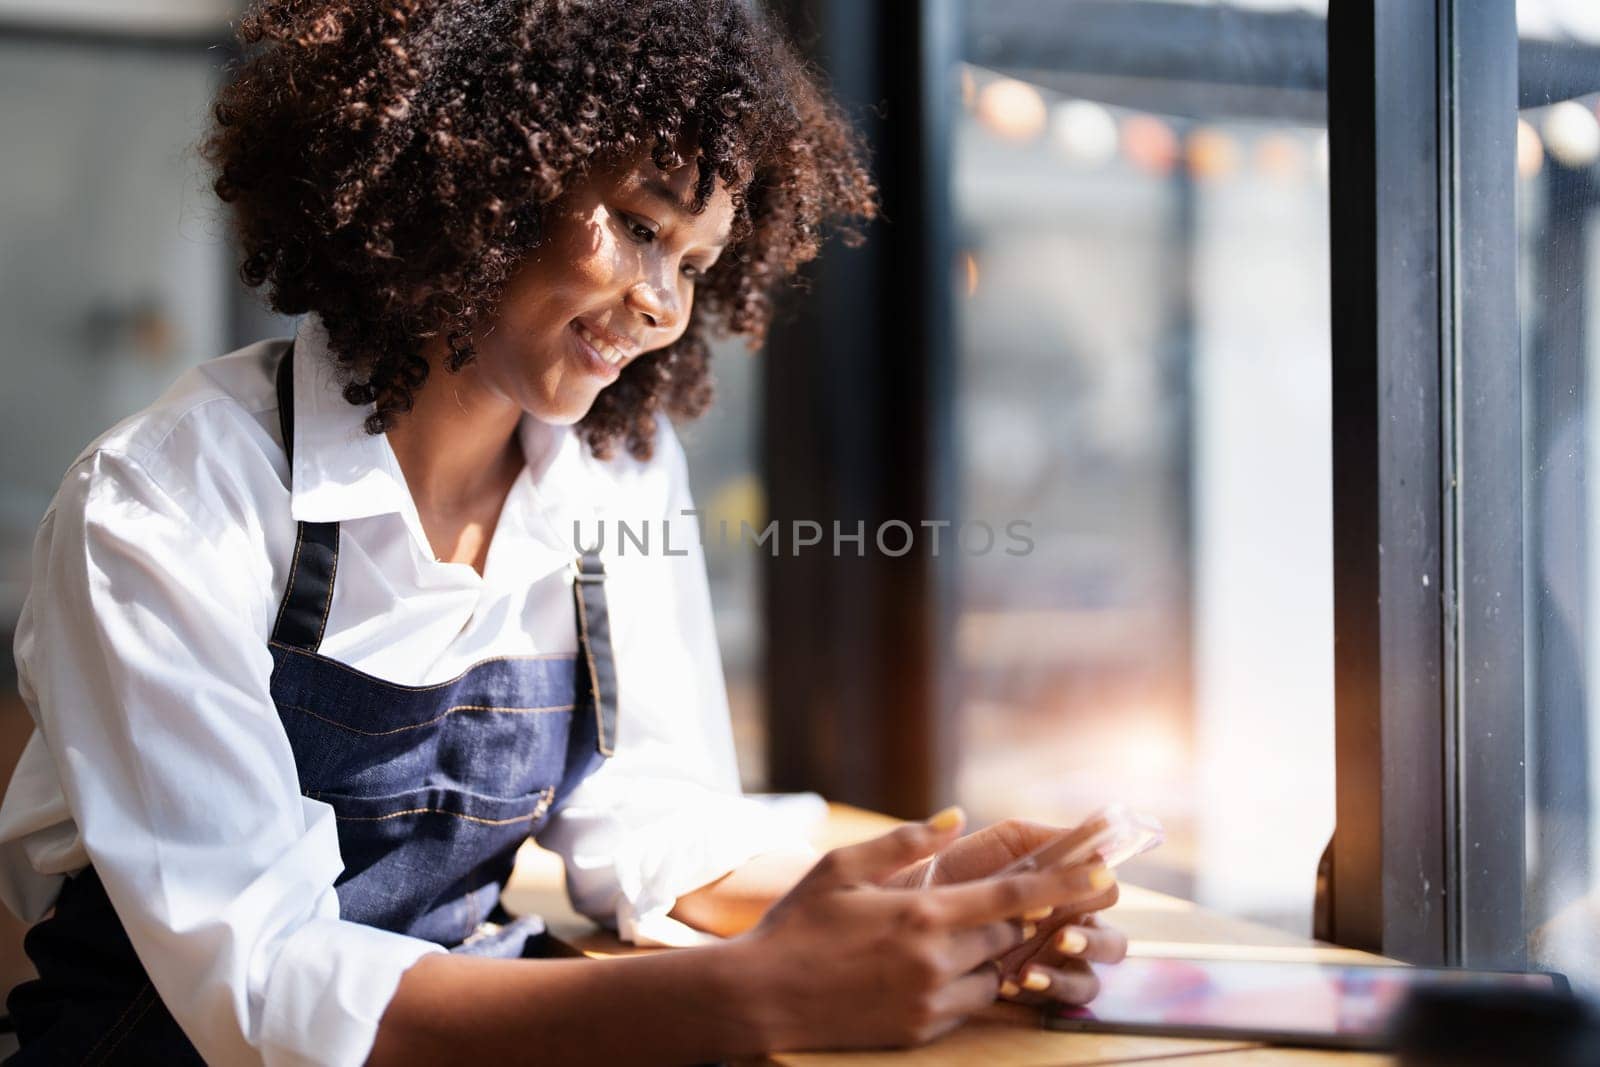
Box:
[1008,961,1101,1005]
[1010,915,1129,978]
[1051,917,1128,965]
[946,919,1028,975]
[802,810,966,891]
[940,963,1006,1019]
[931,862,1118,927]
[893,962,1003,1047]
[922,818,1065,885]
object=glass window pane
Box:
[1519,0,1600,991]
[952,0,1333,934]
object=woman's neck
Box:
[385,350,525,517]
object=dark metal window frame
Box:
[1327,0,1525,967]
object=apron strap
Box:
[572,550,618,758]
[270,344,341,653]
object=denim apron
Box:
[7,346,619,1064]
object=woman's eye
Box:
[619,213,655,244]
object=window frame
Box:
[1326,0,1526,969]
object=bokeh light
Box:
[1122,114,1179,176]
[1253,133,1308,182]
[976,77,1047,142]
[1543,99,1600,168]
[1187,127,1241,181]
[1052,99,1119,167]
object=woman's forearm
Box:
[367,941,769,1066]
[369,852,816,1064]
[668,851,817,937]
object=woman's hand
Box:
[887,816,1128,1006]
[724,813,1116,1051]
[997,911,1128,1005]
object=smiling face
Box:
[464,153,735,425]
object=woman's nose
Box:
[624,279,680,332]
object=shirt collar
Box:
[286,315,415,524]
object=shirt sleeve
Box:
[535,422,814,946]
[6,449,442,1067]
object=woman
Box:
[0,2,1126,1063]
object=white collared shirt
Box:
[0,317,805,1066]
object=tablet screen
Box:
[1048,956,1564,1049]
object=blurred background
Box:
[4,0,1600,998]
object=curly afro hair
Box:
[204,0,876,460]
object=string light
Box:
[1543,100,1600,168]
[976,78,1047,141]
[1253,133,1307,182]
[1051,100,1119,167]
[1186,127,1241,180]
[1122,114,1178,176]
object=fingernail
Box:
[1022,968,1051,992]
[1057,928,1089,954]
[926,805,964,832]
[1088,865,1115,892]
[1019,921,1037,941]
[1021,906,1053,922]
[999,979,1021,998]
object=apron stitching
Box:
[80,981,156,1067]
[267,641,576,692]
[530,789,555,825]
[281,700,575,737]
[330,788,556,826]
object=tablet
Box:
[1046,956,1569,1050]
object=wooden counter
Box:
[503,805,1394,1067]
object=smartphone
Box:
[919,803,1164,889]
[993,804,1165,878]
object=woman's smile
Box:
[568,320,622,383]
[568,317,640,382]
